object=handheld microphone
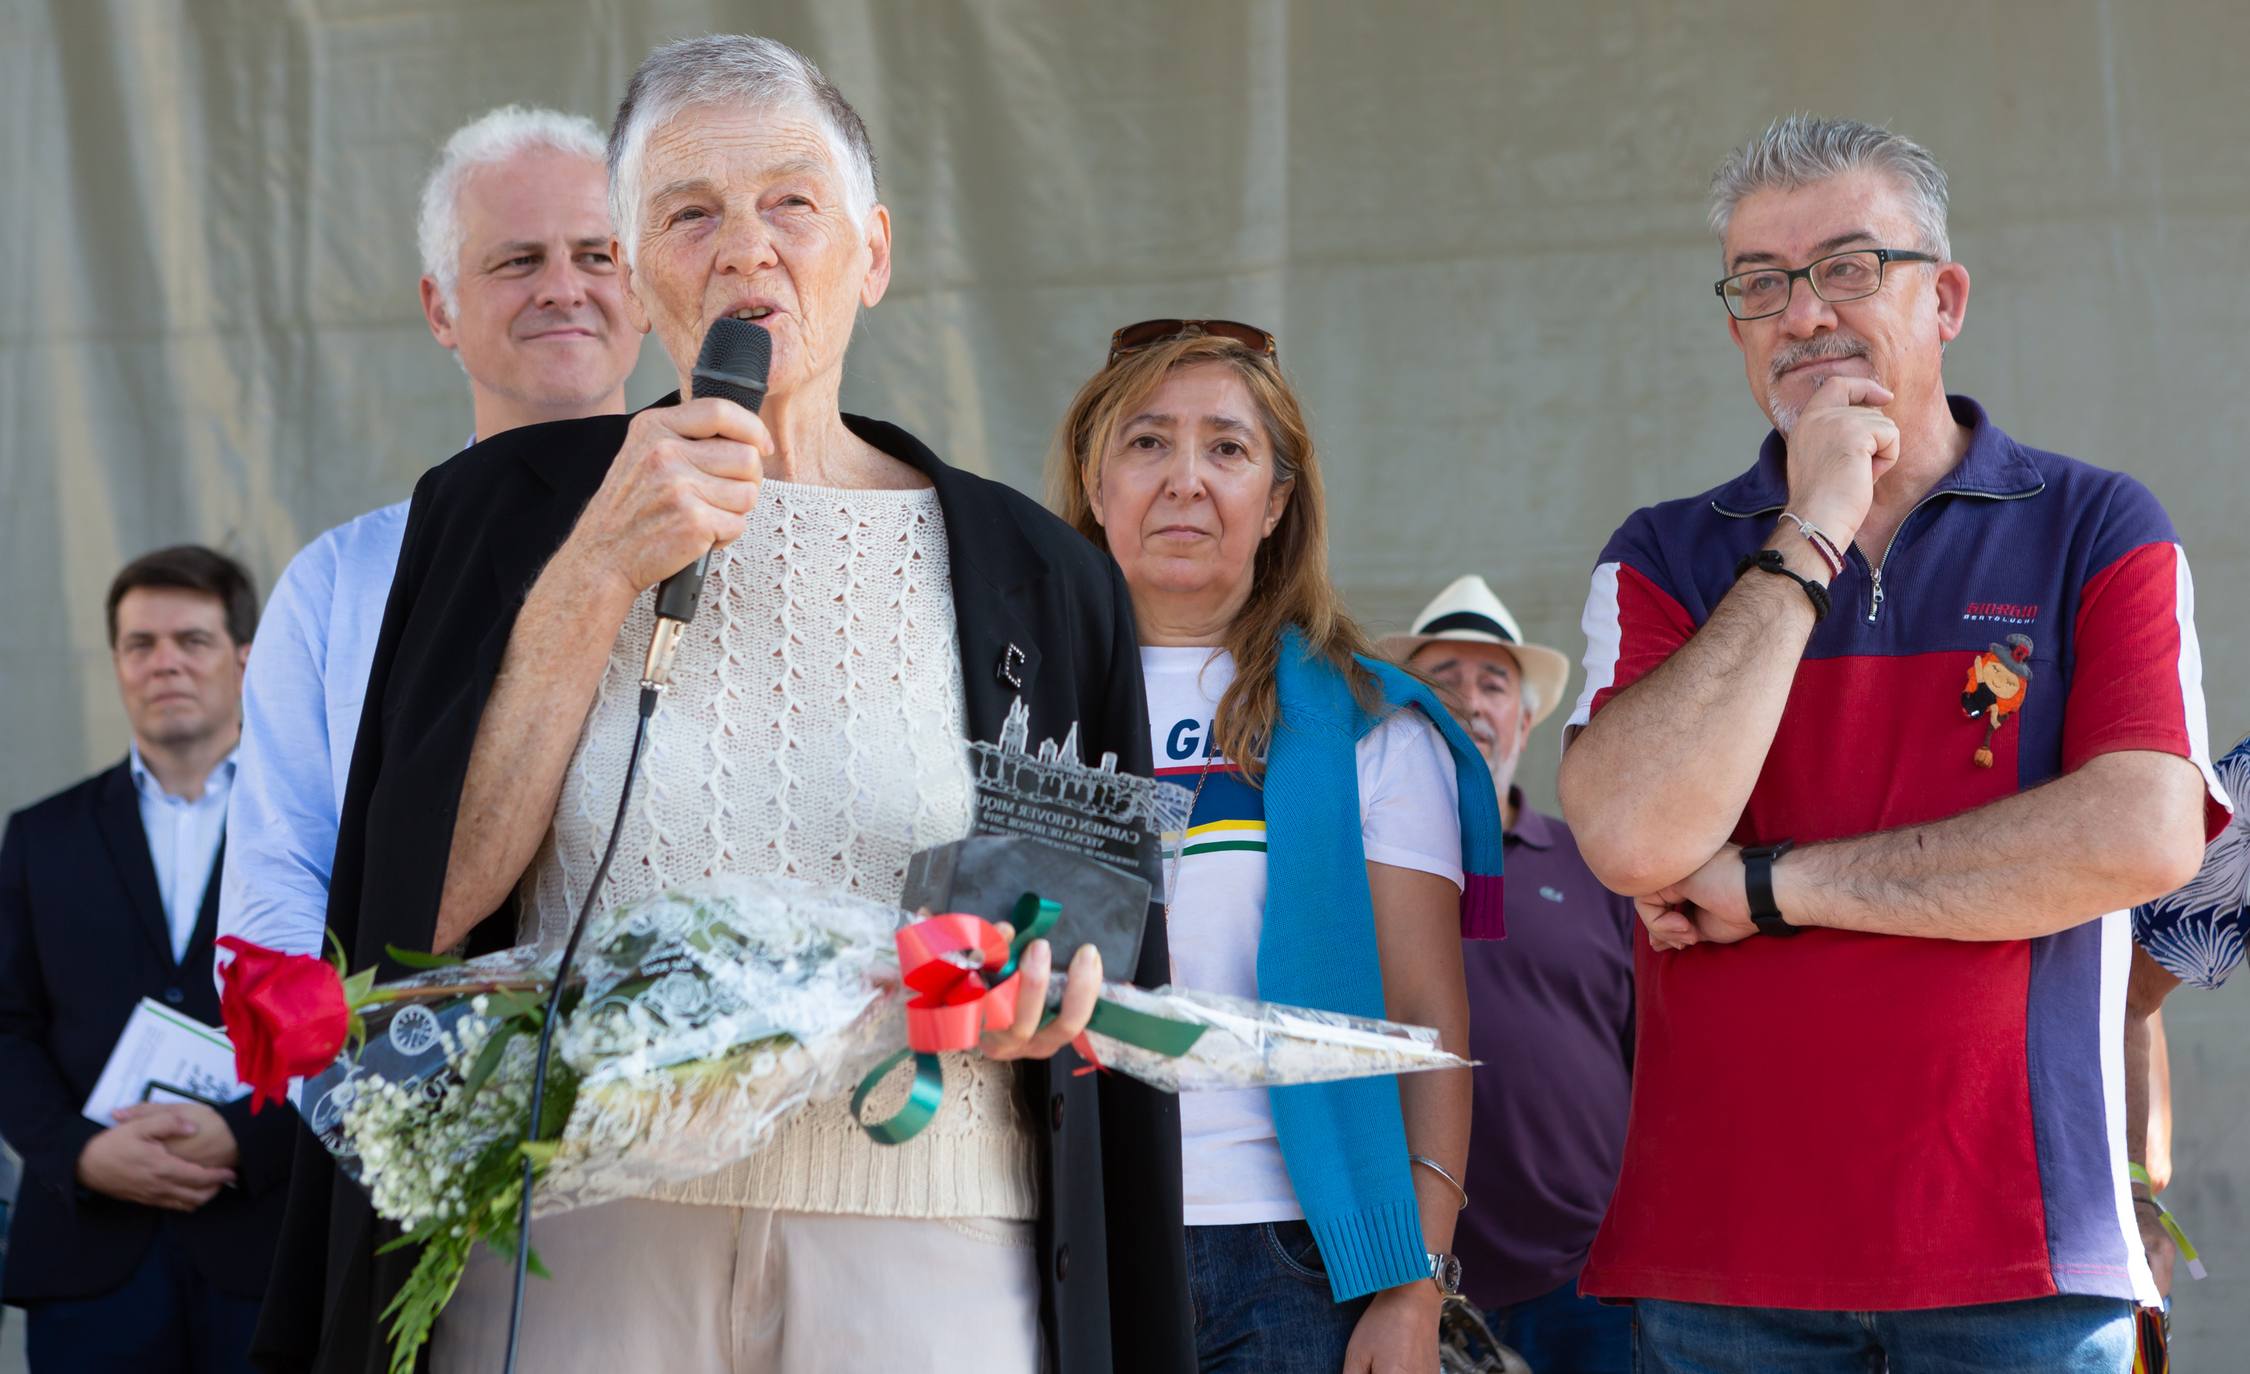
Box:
[642,317,772,688]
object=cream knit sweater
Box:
[522,479,1037,1221]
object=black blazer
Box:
[0,761,296,1303]
[254,402,1194,1374]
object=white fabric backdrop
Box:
[4,1,2246,1361]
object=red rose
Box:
[216,936,350,1112]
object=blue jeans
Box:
[1186,1220,1371,1373]
[22,1233,262,1374]
[1633,1295,2136,1374]
[1487,1277,1632,1374]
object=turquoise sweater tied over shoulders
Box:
[1260,628,1506,1301]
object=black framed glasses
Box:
[1713,248,1940,321]
[1107,318,1278,366]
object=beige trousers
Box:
[431,1199,1042,1373]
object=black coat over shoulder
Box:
[251,402,1193,1374]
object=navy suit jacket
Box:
[0,759,296,1303]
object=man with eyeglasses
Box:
[1557,115,2230,1372]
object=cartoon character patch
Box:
[1961,633,2034,769]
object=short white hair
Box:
[1709,114,1951,263]
[607,34,878,269]
[417,105,608,308]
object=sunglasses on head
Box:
[1106,318,1278,366]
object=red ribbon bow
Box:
[896,914,1022,1052]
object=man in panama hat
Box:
[1381,575,1638,1374]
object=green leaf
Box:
[341,967,379,1010]
[536,1068,581,1141]
[381,1224,474,1374]
[525,1246,552,1281]
[518,1139,559,1168]
[383,944,463,970]
[484,988,546,1022]
[460,1023,515,1100]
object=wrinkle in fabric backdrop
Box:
[3,0,2247,1363]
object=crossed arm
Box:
[1631,750,2208,947]
[1561,528,2207,946]
[1559,536,1822,900]
[1771,753,2205,939]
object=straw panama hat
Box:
[1378,574,1574,731]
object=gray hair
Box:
[608,35,878,269]
[1709,115,1951,262]
[417,105,609,309]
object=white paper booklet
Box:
[80,998,250,1125]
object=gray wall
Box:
[3,0,2244,1362]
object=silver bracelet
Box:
[1408,1154,1468,1211]
[1777,511,1846,578]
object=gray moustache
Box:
[1769,340,1868,381]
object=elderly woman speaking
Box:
[1050,325,1500,1374]
[254,36,1190,1374]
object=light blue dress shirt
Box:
[128,742,236,962]
[217,499,410,961]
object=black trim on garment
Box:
[1415,611,1515,643]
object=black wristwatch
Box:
[1741,840,1799,937]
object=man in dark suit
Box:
[0,545,296,1374]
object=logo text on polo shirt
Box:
[1962,601,2040,624]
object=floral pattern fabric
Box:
[2134,734,2250,988]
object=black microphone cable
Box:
[498,679,658,1374]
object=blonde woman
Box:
[1050,321,1503,1374]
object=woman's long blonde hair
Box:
[1046,332,1378,782]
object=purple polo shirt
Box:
[1457,791,1637,1308]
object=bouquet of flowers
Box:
[218,873,1468,1373]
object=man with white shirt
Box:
[219,105,640,961]
[0,546,295,1373]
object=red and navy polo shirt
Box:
[1568,395,2231,1311]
